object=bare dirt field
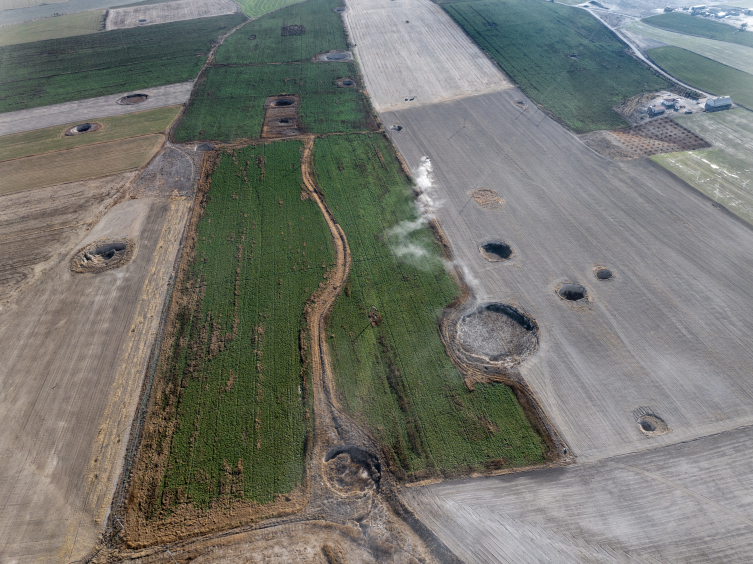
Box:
[0,81,194,136]
[0,172,133,305]
[0,133,165,195]
[581,116,711,160]
[404,423,753,563]
[0,147,195,562]
[383,89,753,463]
[105,0,239,30]
[342,0,512,112]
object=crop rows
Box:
[0,13,245,113]
[314,134,546,478]
[135,140,335,515]
[216,0,347,65]
[442,0,669,132]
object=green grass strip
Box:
[643,12,753,49]
[442,0,669,133]
[314,133,547,478]
[648,46,753,108]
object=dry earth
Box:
[105,0,239,31]
[0,82,194,136]
[0,146,196,562]
[404,423,753,563]
[383,89,753,463]
[342,0,511,112]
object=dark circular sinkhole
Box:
[640,420,655,432]
[274,98,295,106]
[138,18,147,22]
[117,93,148,105]
[325,53,348,60]
[325,445,381,486]
[71,239,132,273]
[333,6,346,12]
[279,118,291,124]
[248,34,257,40]
[637,414,669,436]
[596,268,613,280]
[75,123,92,133]
[89,242,126,260]
[480,240,512,261]
[558,283,587,301]
[342,79,354,86]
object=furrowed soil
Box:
[0,13,245,113]
[122,141,336,545]
[0,105,181,162]
[647,46,753,108]
[0,134,165,196]
[216,0,347,64]
[442,0,670,132]
[105,0,239,30]
[314,133,548,478]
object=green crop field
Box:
[314,134,547,477]
[135,140,336,516]
[627,20,753,76]
[643,12,753,49]
[0,9,105,47]
[0,105,181,162]
[648,46,753,108]
[441,0,670,132]
[216,0,347,64]
[173,63,372,142]
[0,13,246,114]
[236,0,306,18]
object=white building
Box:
[705,96,732,111]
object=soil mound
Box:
[479,240,512,261]
[117,94,148,105]
[472,188,503,210]
[64,122,102,136]
[70,238,134,273]
[557,283,587,301]
[455,302,538,364]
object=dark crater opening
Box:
[274,98,295,106]
[640,420,655,432]
[138,18,147,22]
[390,124,403,131]
[637,414,670,436]
[325,445,381,485]
[333,6,346,12]
[71,239,133,273]
[248,34,257,40]
[456,302,538,362]
[117,93,148,105]
[326,53,348,60]
[596,268,613,280]
[342,79,354,86]
[558,283,587,301]
[480,240,512,261]
[279,118,291,124]
[76,123,92,133]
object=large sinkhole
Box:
[326,53,348,60]
[117,93,148,105]
[71,239,132,273]
[596,268,613,280]
[480,240,512,261]
[75,123,92,133]
[274,98,295,106]
[456,303,538,362]
[637,414,670,436]
[558,283,587,301]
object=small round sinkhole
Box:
[275,98,295,106]
[248,34,257,40]
[333,6,346,12]
[596,268,613,280]
[637,414,669,436]
[342,80,354,86]
[326,53,348,60]
[480,241,512,261]
[117,93,148,105]
[279,118,291,124]
[76,123,92,133]
[557,283,587,301]
[138,18,147,22]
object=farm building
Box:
[648,105,666,116]
[705,96,732,111]
[661,97,677,108]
